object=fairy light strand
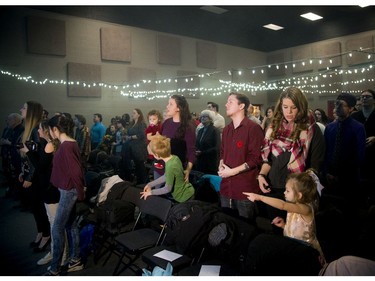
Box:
[1,48,375,99]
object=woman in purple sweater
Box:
[161,95,196,182]
[44,115,85,276]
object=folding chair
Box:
[93,185,142,265]
[141,201,221,274]
[111,195,172,275]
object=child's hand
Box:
[140,190,151,200]
[183,169,190,183]
[243,192,259,202]
[143,184,151,193]
[271,217,285,229]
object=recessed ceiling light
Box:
[300,12,323,21]
[200,6,228,15]
[263,23,284,31]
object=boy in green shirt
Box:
[140,135,195,202]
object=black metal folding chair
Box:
[93,185,142,265]
[111,195,172,275]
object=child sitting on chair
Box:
[140,135,194,203]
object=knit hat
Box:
[337,93,356,108]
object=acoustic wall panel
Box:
[346,35,374,66]
[196,41,217,69]
[292,46,313,73]
[27,16,66,56]
[313,41,342,70]
[267,53,286,77]
[157,34,181,65]
[100,27,131,62]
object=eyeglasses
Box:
[360,95,373,100]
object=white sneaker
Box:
[37,251,52,265]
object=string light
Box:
[1,48,375,98]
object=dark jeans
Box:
[220,195,256,220]
[256,188,286,235]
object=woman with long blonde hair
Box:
[19,101,51,251]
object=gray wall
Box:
[0,7,265,130]
[0,7,374,134]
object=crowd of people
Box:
[1,87,375,275]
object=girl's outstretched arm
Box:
[243,192,311,216]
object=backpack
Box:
[164,200,220,258]
[95,181,136,230]
[205,211,258,275]
[79,223,95,261]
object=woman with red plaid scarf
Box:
[256,87,325,234]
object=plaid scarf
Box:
[262,114,315,173]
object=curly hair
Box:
[270,87,309,141]
[149,135,171,158]
[147,109,163,124]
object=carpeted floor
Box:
[0,181,145,276]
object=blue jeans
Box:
[220,195,256,220]
[50,188,80,272]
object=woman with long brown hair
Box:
[45,115,84,275]
[161,95,196,182]
[35,120,62,266]
[121,108,148,184]
[256,87,325,233]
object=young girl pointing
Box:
[244,170,325,264]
